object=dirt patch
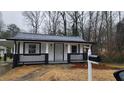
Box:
[0,64,117,81]
[37,68,83,81]
[16,67,49,81]
[0,63,12,76]
[71,63,122,70]
[83,69,116,81]
[36,67,115,81]
[0,65,40,80]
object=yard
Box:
[0,63,121,81]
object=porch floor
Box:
[17,61,86,65]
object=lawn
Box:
[0,63,121,81]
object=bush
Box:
[103,51,124,64]
[6,53,13,59]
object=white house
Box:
[7,32,94,67]
[0,39,13,61]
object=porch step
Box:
[18,61,46,65]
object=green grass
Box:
[103,63,124,69]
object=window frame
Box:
[28,44,36,54]
[23,42,41,54]
[71,45,77,53]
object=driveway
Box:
[0,64,116,81]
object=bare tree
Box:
[44,11,61,35]
[118,11,121,22]
[116,19,124,53]
[23,11,44,33]
[59,11,67,36]
[22,11,124,57]
[0,12,5,39]
[67,11,81,36]
[94,11,99,42]
[97,12,104,52]
[79,11,85,39]
[0,12,4,32]
[109,11,113,41]
[88,11,94,41]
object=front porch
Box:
[13,41,91,67]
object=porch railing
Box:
[13,53,48,68]
[67,53,88,63]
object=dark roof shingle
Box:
[8,32,93,43]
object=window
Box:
[29,44,36,54]
[71,45,77,53]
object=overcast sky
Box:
[2,11,28,31]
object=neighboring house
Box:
[0,46,7,58]
[7,32,94,67]
[0,39,13,55]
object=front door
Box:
[54,43,63,61]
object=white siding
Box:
[25,43,29,54]
[70,54,83,62]
[36,44,40,53]
[48,43,54,61]
[64,44,68,60]
[20,55,45,62]
[41,43,46,53]
[80,44,83,53]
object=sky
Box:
[2,11,28,31]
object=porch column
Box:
[88,45,92,55]
[4,48,7,54]
[17,42,20,54]
[11,48,13,54]
[67,44,71,53]
[3,47,7,62]
[46,43,49,53]
[80,44,83,53]
[67,44,71,63]
[13,41,16,54]
[13,41,18,68]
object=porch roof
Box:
[7,32,94,44]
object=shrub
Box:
[103,51,124,64]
